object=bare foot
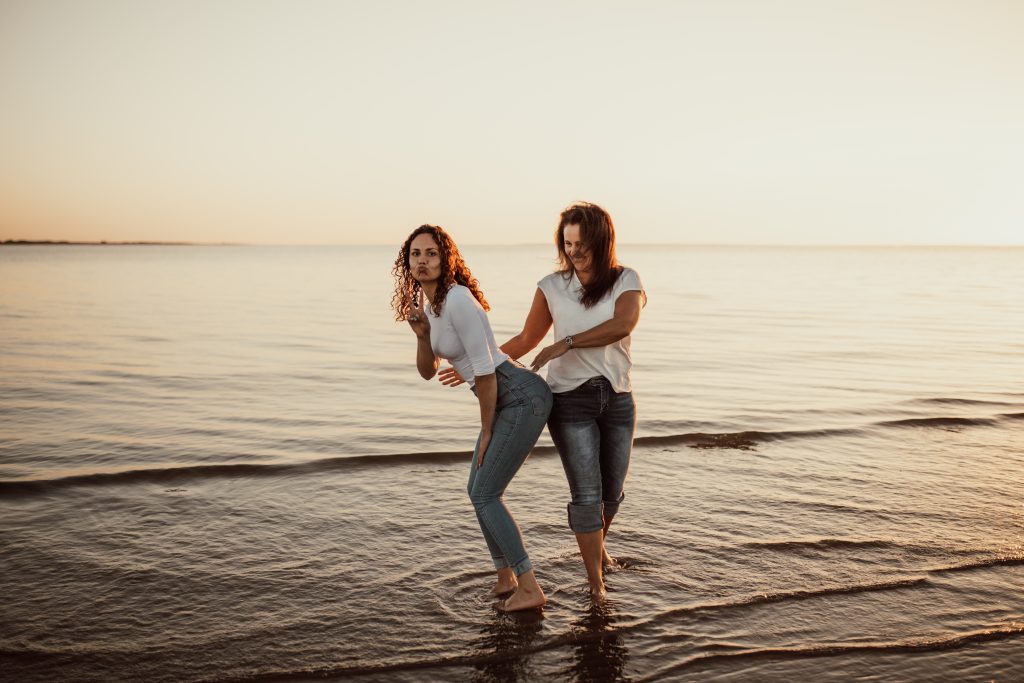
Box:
[498,587,547,612]
[589,583,607,605]
[602,549,617,569]
[490,578,518,596]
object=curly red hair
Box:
[391,225,489,321]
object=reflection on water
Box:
[472,609,546,683]
[566,601,630,683]
[469,601,631,683]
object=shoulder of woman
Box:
[614,267,646,305]
[538,270,573,289]
[537,271,560,286]
[446,284,480,309]
[617,266,643,283]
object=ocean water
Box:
[1,244,1022,682]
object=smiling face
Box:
[562,224,592,276]
[409,233,442,285]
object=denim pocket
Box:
[512,374,552,417]
[530,392,551,417]
[509,383,533,408]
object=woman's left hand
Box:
[530,341,569,371]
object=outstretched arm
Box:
[501,288,553,360]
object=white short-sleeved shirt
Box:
[427,284,508,388]
[537,267,645,393]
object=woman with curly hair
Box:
[392,224,553,612]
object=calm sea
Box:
[1,244,1022,682]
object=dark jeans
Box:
[467,360,553,575]
[547,376,636,533]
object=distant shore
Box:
[1,240,227,246]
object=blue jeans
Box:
[547,376,636,533]
[467,361,553,576]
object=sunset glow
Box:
[2,1,1022,245]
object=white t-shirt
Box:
[537,267,645,393]
[427,284,509,388]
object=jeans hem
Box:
[511,557,533,577]
[567,501,605,533]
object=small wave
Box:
[634,408,1017,451]
[740,538,901,552]
[927,555,1024,574]
[4,407,1019,496]
[877,416,998,428]
[0,449,481,496]
[635,427,859,451]
[909,397,1018,407]
[635,622,1024,682]
[740,541,1022,572]
[654,578,929,619]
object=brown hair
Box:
[391,224,489,320]
[555,202,622,308]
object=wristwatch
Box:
[563,335,575,349]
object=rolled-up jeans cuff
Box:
[567,502,604,533]
[491,557,510,570]
[511,557,533,577]
[602,491,625,524]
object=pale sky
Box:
[2,0,1022,245]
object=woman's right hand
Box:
[477,430,492,468]
[407,290,431,338]
[438,366,465,387]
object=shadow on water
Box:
[471,609,546,683]
[564,601,631,683]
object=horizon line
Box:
[3,240,1023,249]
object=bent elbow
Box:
[616,320,637,340]
[499,335,521,356]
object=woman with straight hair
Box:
[440,203,645,602]
[393,224,553,612]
